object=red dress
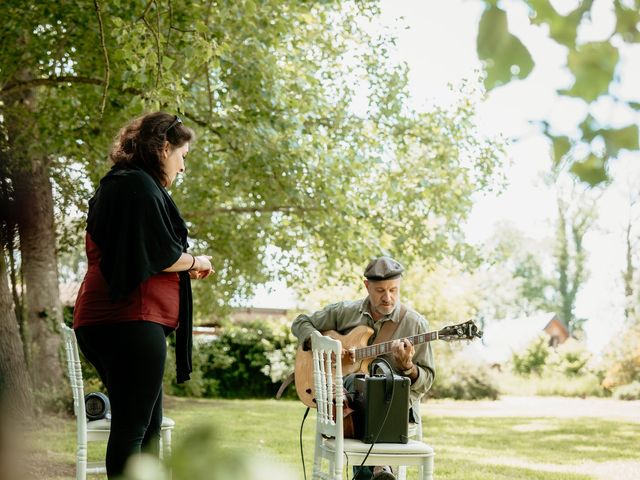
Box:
[73,233,180,329]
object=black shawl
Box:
[87,164,193,383]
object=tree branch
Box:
[141,1,163,88]
[0,76,143,98]
[187,205,319,216]
[1,76,102,96]
[93,0,110,116]
[139,0,154,20]
[204,0,214,120]
[182,111,223,137]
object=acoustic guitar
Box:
[294,320,482,408]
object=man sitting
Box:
[291,256,436,480]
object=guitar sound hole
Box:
[306,388,312,394]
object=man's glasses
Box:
[165,115,182,134]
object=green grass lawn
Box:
[23,397,640,480]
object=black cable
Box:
[351,367,396,480]
[345,452,350,477]
[300,406,311,480]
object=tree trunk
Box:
[0,252,33,417]
[556,199,572,328]
[12,161,65,399]
[624,221,635,322]
[4,64,66,404]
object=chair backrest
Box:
[61,323,87,421]
[311,331,344,452]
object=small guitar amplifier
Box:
[353,362,410,444]
[85,392,110,421]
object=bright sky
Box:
[251,0,640,354]
[378,0,640,353]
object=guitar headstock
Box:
[438,320,483,342]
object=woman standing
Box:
[73,112,213,478]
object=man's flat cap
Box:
[363,256,404,281]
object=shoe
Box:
[371,465,395,480]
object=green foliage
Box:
[547,338,591,377]
[476,0,640,185]
[477,6,533,89]
[511,334,551,376]
[559,41,619,102]
[612,381,640,401]
[483,223,556,318]
[1,0,504,315]
[506,335,605,396]
[601,322,640,390]
[163,342,214,399]
[165,319,297,399]
[428,353,500,400]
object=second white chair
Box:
[310,330,435,480]
[61,323,175,480]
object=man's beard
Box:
[376,303,395,315]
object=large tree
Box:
[0,0,503,404]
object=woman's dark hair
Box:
[109,112,195,185]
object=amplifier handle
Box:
[368,358,395,404]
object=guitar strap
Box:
[372,304,407,345]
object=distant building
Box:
[544,315,570,347]
[463,312,570,367]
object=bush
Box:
[613,381,640,400]
[601,323,640,390]
[164,319,298,399]
[163,344,211,398]
[511,334,550,375]
[428,354,500,400]
[548,338,591,377]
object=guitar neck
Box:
[354,330,439,361]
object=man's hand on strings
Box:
[341,348,356,364]
[391,338,415,370]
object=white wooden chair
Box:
[310,331,435,480]
[60,323,175,480]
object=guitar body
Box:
[294,325,375,408]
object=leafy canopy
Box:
[0,0,504,312]
[476,0,640,185]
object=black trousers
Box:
[76,321,171,478]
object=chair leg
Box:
[312,434,324,480]
[161,428,172,460]
[421,455,434,480]
[76,443,87,480]
[397,465,407,480]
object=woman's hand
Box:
[189,255,214,279]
